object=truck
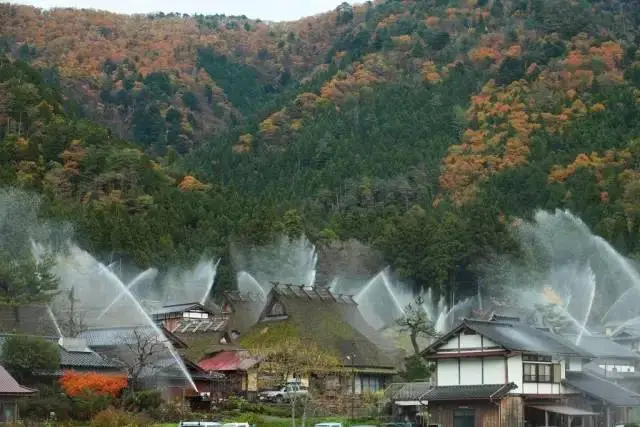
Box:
[258,383,309,403]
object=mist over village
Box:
[3,0,640,426]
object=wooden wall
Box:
[424,397,524,427]
[428,402,499,427]
[501,396,524,427]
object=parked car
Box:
[179,422,222,427]
[314,423,343,427]
[222,423,251,427]
[258,383,309,403]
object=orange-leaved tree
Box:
[59,371,128,397]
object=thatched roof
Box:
[240,285,396,371]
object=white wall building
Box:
[388,316,640,427]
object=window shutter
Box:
[552,363,561,383]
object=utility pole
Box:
[346,353,356,422]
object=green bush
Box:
[19,394,72,420]
[122,390,163,413]
[90,407,153,427]
[71,390,113,421]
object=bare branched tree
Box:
[58,287,86,337]
[396,296,439,356]
[122,327,167,390]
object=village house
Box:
[387,315,640,427]
[241,284,398,394]
[0,305,124,379]
[71,284,401,405]
[152,301,258,400]
[0,365,37,422]
[560,333,640,394]
[77,324,215,400]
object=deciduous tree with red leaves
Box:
[59,371,128,397]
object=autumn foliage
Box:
[59,371,128,397]
[439,35,628,204]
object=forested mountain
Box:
[2,0,640,300]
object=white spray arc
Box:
[482,209,640,344]
[96,267,159,321]
[161,257,220,305]
[39,242,198,391]
[231,233,474,341]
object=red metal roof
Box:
[198,351,258,372]
[0,365,37,395]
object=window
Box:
[538,364,552,382]
[268,302,286,317]
[523,363,553,383]
[359,375,381,393]
[523,363,537,382]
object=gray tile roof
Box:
[424,319,593,358]
[424,383,517,401]
[78,326,147,346]
[388,382,517,401]
[388,382,432,400]
[562,335,640,361]
[138,356,214,380]
[78,326,186,348]
[565,371,640,407]
[0,335,122,371]
[59,346,122,370]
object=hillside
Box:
[3,0,640,299]
[0,3,361,153]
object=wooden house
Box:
[386,316,640,427]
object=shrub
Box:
[19,394,72,421]
[122,390,163,412]
[71,390,113,421]
[90,407,152,427]
[154,399,193,423]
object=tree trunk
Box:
[410,331,420,356]
[290,393,296,427]
[301,395,309,427]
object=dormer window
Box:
[268,301,286,317]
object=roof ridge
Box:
[162,302,202,307]
[464,318,515,327]
[273,284,357,304]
